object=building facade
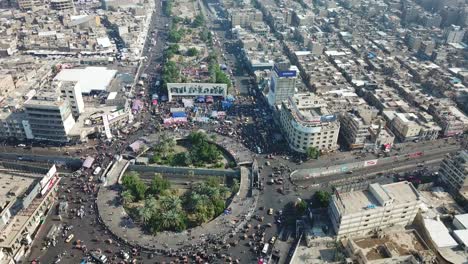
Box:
[0,166,60,263]
[267,62,298,107]
[24,95,75,142]
[339,112,371,149]
[57,81,84,117]
[439,150,468,194]
[329,182,421,238]
[280,93,340,153]
[50,0,75,12]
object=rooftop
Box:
[336,181,420,215]
[54,67,117,94]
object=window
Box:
[363,224,368,227]
[401,216,406,218]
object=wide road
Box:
[291,143,460,183]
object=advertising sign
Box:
[167,83,227,101]
[269,76,275,93]
[364,159,378,167]
[41,176,57,196]
[320,114,337,123]
[274,65,297,77]
[40,165,56,190]
[290,120,321,133]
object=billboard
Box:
[290,120,321,133]
[320,114,337,123]
[364,159,378,167]
[40,165,57,190]
[274,65,297,78]
[167,83,227,101]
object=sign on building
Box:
[167,83,227,101]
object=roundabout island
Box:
[96,130,258,258]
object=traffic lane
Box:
[293,154,445,187]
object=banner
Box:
[364,159,378,167]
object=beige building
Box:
[0,166,60,264]
[329,182,421,238]
[17,0,42,10]
[0,74,15,98]
[50,0,75,12]
[280,93,340,153]
[229,9,263,28]
[339,112,371,149]
[439,150,468,196]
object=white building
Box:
[445,24,465,43]
[267,62,298,107]
[329,182,421,238]
[56,81,85,117]
[280,93,340,153]
[24,92,75,142]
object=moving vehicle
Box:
[65,234,74,243]
[268,208,273,215]
[93,167,102,176]
[262,243,269,254]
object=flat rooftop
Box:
[54,67,117,94]
[337,182,419,214]
[0,171,36,209]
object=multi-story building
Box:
[56,81,84,117]
[267,62,298,107]
[50,0,75,12]
[280,93,340,153]
[329,182,422,238]
[439,150,468,195]
[24,92,75,142]
[0,165,60,263]
[339,112,372,149]
[229,9,263,28]
[445,24,465,43]
[428,103,468,137]
[17,0,42,10]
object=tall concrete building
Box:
[279,93,340,153]
[267,62,298,107]
[329,182,421,238]
[445,25,465,43]
[17,0,42,10]
[339,112,371,149]
[24,92,75,142]
[50,0,75,12]
[56,81,84,117]
[439,150,468,195]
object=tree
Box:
[296,199,308,215]
[139,197,158,224]
[192,14,205,27]
[314,190,331,207]
[122,190,135,205]
[306,146,320,159]
[187,47,199,56]
[231,179,240,195]
[121,171,147,201]
[147,174,171,197]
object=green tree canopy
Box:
[314,190,331,207]
[306,146,320,159]
[122,171,147,201]
[147,173,171,197]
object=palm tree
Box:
[122,190,135,205]
[159,194,182,211]
[139,204,153,224]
